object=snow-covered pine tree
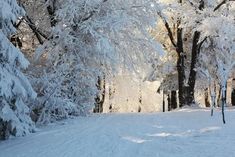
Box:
[0,0,36,139]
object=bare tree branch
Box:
[45,0,57,27]
[198,37,207,50]
[158,12,177,48]
[79,0,109,23]
[18,2,49,44]
[13,17,24,28]
[23,16,47,44]
[213,0,235,11]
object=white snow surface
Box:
[1,108,235,157]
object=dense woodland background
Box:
[0,0,234,140]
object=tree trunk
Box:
[217,85,222,107]
[187,31,201,105]
[176,24,186,107]
[225,81,227,104]
[176,1,204,107]
[204,88,210,107]
[162,92,165,112]
[177,55,186,107]
[232,79,235,106]
[167,94,171,111]
[171,90,177,109]
[94,75,105,113]
[221,84,226,124]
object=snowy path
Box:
[1,108,235,157]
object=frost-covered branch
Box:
[214,0,233,11]
[158,12,176,48]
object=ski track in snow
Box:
[1,108,235,157]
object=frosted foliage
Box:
[33,0,161,123]
[198,2,235,85]
[54,0,160,71]
[0,0,24,36]
[0,0,36,139]
[147,0,235,92]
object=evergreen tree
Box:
[0,0,36,139]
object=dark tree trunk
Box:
[177,31,205,106]
[167,94,171,111]
[217,85,222,107]
[213,81,217,108]
[232,79,235,106]
[232,89,235,106]
[222,86,226,124]
[163,92,165,112]
[225,81,227,104]
[176,25,186,107]
[177,55,186,107]
[204,88,210,107]
[171,90,177,109]
[163,0,205,108]
[177,0,205,107]
[187,31,201,105]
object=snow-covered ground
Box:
[1,108,235,157]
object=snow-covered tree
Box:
[0,0,36,139]
[30,0,160,123]
[148,0,235,107]
[198,4,235,123]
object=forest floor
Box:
[0,107,235,157]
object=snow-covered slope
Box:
[0,108,235,157]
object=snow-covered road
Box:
[1,108,235,157]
